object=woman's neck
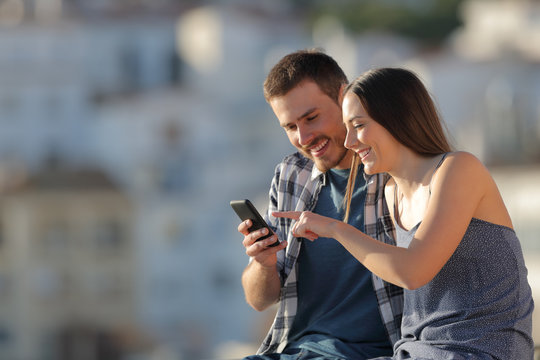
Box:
[389,151,444,200]
[389,151,446,230]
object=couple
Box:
[237,49,534,360]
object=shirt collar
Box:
[311,163,375,187]
[310,165,324,181]
[311,163,371,178]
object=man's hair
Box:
[263,49,348,104]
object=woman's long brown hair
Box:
[343,68,452,223]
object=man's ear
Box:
[338,83,347,105]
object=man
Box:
[238,49,403,359]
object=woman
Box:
[274,68,534,359]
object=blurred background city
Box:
[0,0,538,359]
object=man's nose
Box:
[297,125,314,147]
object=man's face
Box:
[269,80,352,172]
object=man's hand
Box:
[238,220,287,267]
[239,219,286,311]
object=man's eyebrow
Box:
[298,107,317,120]
[280,107,318,128]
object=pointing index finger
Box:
[272,211,301,220]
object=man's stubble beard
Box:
[308,145,350,173]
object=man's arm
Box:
[239,221,287,311]
[241,258,281,311]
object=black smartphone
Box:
[230,199,280,247]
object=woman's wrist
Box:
[327,218,345,240]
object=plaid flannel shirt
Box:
[257,152,403,355]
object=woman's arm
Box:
[275,152,493,289]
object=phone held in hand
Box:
[230,199,280,247]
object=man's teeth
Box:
[311,139,328,153]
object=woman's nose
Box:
[344,130,357,150]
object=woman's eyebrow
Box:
[347,115,366,122]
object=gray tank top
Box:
[390,154,534,359]
[393,219,534,359]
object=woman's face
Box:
[342,92,402,174]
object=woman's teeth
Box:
[359,148,371,159]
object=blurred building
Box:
[0,1,298,359]
[0,167,138,360]
[444,0,540,166]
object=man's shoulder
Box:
[281,152,312,166]
[272,152,319,191]
[278,152,314,172]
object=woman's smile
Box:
[357,147,371,161]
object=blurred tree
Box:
[295,0,465,46]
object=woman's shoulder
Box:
[435,154,512,228]
[434,151,492,193]
[441,151,489,176]
[445,151,481,163]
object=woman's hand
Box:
[272,211,337,241]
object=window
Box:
[0,325,11,345]
[0,94,19,120]
[0,273,10,300]
[39,222,69,258]
[0,221,4,249]
[94,220,126,254]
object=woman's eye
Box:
[354,123,364,129]
[306,115,317,121]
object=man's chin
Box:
[300,152,326,171]
[313,158,336,173]
[301,149,348,172]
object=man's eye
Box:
[354,123,364,129]
[306,114,317,121]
